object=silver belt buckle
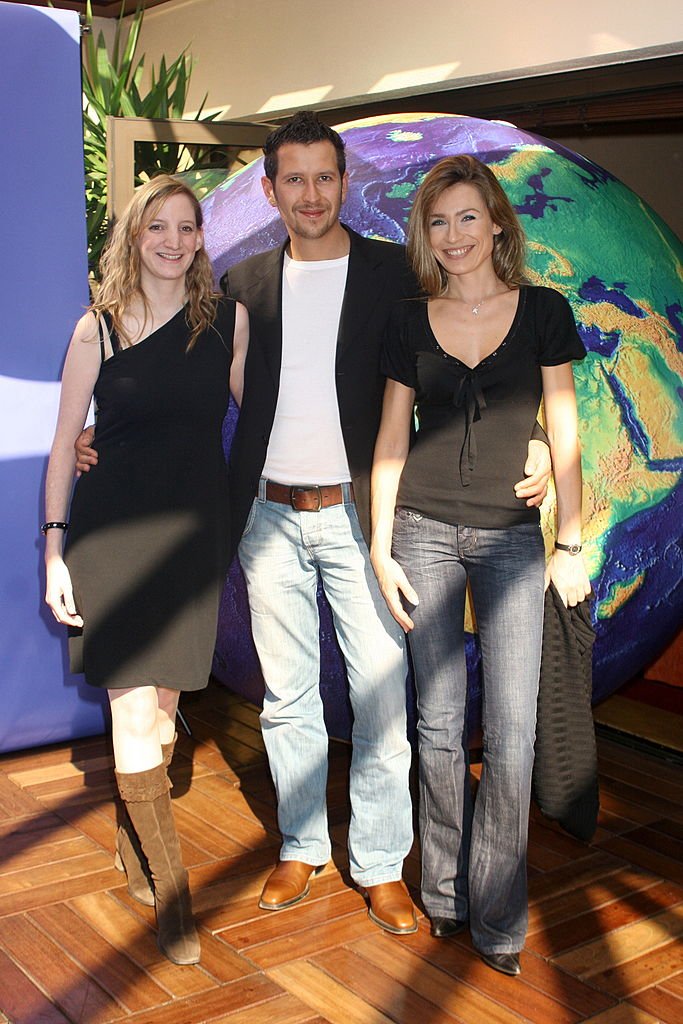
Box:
[290,485,322,511]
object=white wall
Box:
[131,0,683,118]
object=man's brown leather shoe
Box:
[259,860,321,911]
[363,880,417,934]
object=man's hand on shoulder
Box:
[75,425,97,476]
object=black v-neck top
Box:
[382,286,586,528]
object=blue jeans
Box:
[238,480,413,885]
[392,510,545,953]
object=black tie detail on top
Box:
[453,369,487,486]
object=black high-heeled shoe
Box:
[430,916,467,938]
[479,951,521,976]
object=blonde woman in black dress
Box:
[44,175,248,964]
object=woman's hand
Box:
[514,438,552,507]
[371,552,419,632]
[545,549,591,608]
[45,556,83,627]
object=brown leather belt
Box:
[265,481,354,512]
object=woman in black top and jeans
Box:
[371,156,590,976]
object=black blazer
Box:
[222,227,418,552]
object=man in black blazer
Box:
[222,112,551,935]
[222,113,420,933]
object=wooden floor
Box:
[1,683,682,1024]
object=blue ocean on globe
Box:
[201,113,683,739]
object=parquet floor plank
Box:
[69,891,216,998]
[1,684,682,1024]
[0,737,110,774]
[0,848,116,897]
[243,913,376,970]
[50,802,119,855]
[0,945,71,1024]
[0,809,72,844]
[269,961,394,1024]
[122,975,285,1024]
[580,1005,661,1024]
[36,782,119,811]
[188,850,284,898]
[0,866,124,918]
[1,820,87,872]
[13,767,117,799]
[595,807,648,837]
[513,951,617,1018]
[597,776,683,821]
[527,818,597,860]
[0,771,48,819]
[376,924,612,1022]
[597,747,683,792]
[528,851,625,904]
[595,790,662,827]
[177,718,265,770]
[350,934,577,1024]
[527,838,573,872]
[183,706,267,754]
[218,888,362,949]
[629,985,683,1024]
[232,764,279,806]
[314,943,520,1024]
[169,802,261,862]
[192,860,279,923]
[209,993,322,1024]
[647,817,683,842]
[172,786,277,854]
[30,902,171,1012]
[585,939,683,997]
[189,931,260,985]
[6,754,114,789]
[0,913,126,1023]
[527,866,661,932]
[174,732,243,781]
[660,970,683,996]
[191,772,279,834]
[597,766,683,810]
[527,881,683,957]
[209,699,263,734]
[552,904,683,977]
[596,834,683,885]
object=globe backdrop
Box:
[201,113,683,738]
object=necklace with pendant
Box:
[445,287,509,315]
[470,291,504,315]
[466,288,509,315]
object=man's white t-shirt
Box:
[263,252,351,485]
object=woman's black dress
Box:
[65,299,235,691]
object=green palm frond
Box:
[81,0,220,275]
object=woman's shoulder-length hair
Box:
[407,155,527,297]
[92,174,218,351]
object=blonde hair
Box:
[92,175,217,350]
[407,155,527,297]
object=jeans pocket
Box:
[241,498,258,539]
[395,506,423,524]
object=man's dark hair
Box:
[263,111,346,182]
